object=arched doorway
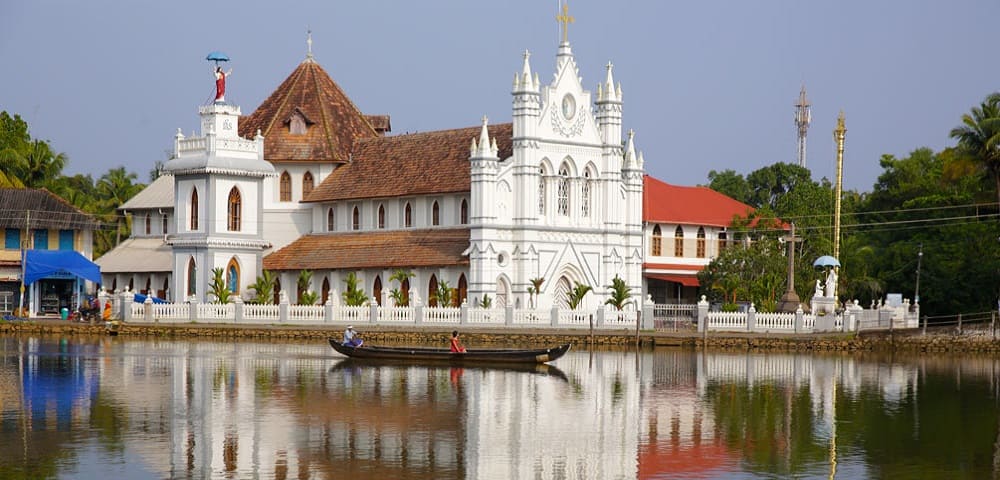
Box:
[457,274,467,307]
[553,276,572,310]
[321,277,330,305]
[226,257,240,294]
[428,274,438,307]
[373,276,383,306]
[401,278,410,306]
[273,279,281,305]
[495,276,509,309]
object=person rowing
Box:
[343,325,363,347]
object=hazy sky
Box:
[2,0,998,192]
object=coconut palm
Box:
[96,167,144,246]
[0,139,66,189]
[604,275,632,310]
[566,282,592,310]
[342,272,368,306]
[209,267,233,304]
[247,270,277,304]
[388,269,415,306]
[949,92,1000,207]
[528,277,545,308]
[435,279,453,307]
[297,270,318,305]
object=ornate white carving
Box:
[550,102,586,137]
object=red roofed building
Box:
[643,175,756,303]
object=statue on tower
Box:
[214,66,232,103]
[206,51,232,103]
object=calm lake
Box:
[0,334,997,479]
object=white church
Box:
[97,11,755,311]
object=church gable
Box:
[535,51,603,145]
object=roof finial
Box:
[557,2,575,44]
[306,28,314,61]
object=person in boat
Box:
[343,325,363,347]
[450,330,466,353]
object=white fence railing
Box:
[288,305,324,323]
[756,312,795,330]
[424,307,461,324]
[378,306,413,323]
[244,304,280,322]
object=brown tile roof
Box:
[304,123,513,203]
[239,60,379,164]
[365,115,391,135]
[263,228,470,271]
[0,188,98,230]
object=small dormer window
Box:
[290,113,308,135]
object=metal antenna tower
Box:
[794,85,811,168]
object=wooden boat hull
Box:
[328,339,571,364]
[331,358,569,381]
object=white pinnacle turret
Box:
[623,129,638,169]
[472,116,498,159]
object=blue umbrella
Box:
[206,51,230,63]
[813,255,841,268]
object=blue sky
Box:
[2,0,998,192]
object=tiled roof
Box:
[0,188,98,230]
[120,174,174,211]
[239,60,379,164]
[643,175,755,227]
[263,228,470,271]
[305,123,513,203]
[94,237,172,273]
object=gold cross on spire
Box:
[557,2,574,44]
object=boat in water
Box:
[328,339,571,364]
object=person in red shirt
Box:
[450,330,466,353]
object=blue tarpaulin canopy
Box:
[133,293,167,304]
[23,250,101,285]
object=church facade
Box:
[98,16,756,311]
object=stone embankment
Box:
[2,321,998,354]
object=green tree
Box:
[527,277,545,308]
[435,279,453,307]
[297,270,318,305]
[342,272,369,306]
[388,269,414,306]
[246,270,277,304]
[949,92,1000,207]
[604,275,632,310]
[706,169,751,204]
[567,282,592,310]
[209,267,233,304]
[95,167,144,253]
[479,293,492,308]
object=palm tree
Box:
[247,270,277,304]
[342,272,369,306]
[528,277,545,308]
[96,167,144,246]
[435,280,453,307]
[950,92,1000,207]
[604,275,632,310]
[297,270,317,305]
[388,269,415,306]
[0,140,66,189]
[567,282,592,310]
[209,267,233,304]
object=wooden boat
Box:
[330,358,569,382]
[328,339,571,364]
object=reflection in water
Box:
[0,336,997,479]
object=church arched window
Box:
[538,167,547,215]
[302,171,314,198]
[352,206,360,230]
[404,202,412,228]
[186,257,197,297]
[697,227,706,258]
[279,171,292,202]
[373,276,382,306]
[321,277,330,305]
[581,169,591,217]
[227,187,242,231]
[190,188,199,231]
[378,204,386,229]
[651,225,662,256]
[460,199,469,225]
[226,257,240,294]
[557,165,570,216]
[457,274,467,307]
[327,207,335,231]
[674,226,685,257]
[144,213,151,235]
[432,201,440,226]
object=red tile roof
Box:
[239,60,379,164]
[643,175,755,227]
[304,123,513,203]
[263,228,470,271]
